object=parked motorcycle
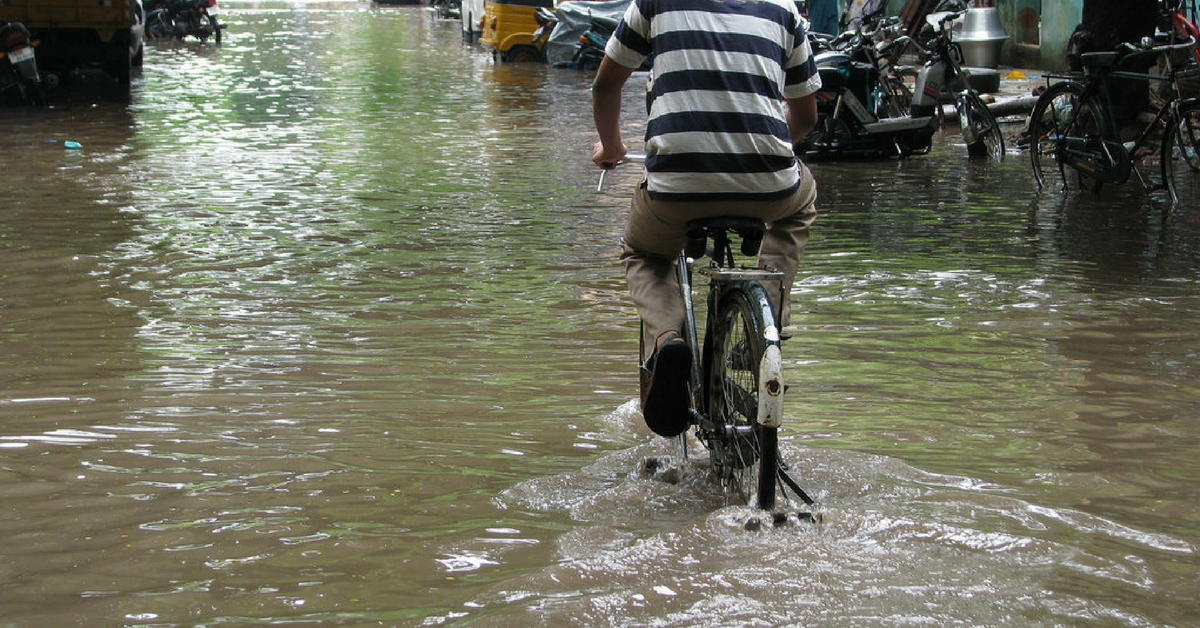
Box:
[571,14,618,70]
[0,21,44,106]
[569,13,653,71]
[146,0,224,45]
[530,5,557,58]
[430,0,461,21]
[797,8,1003,159]
[798,12,936,158]
[909,11,1005,158]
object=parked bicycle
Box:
[601,155,817,514]
[1028,33,1200,205]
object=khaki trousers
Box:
[620,163,818,362]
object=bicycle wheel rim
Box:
[1164,100,1200,205]
[704,284,779,510]
[1029,82,1110,193]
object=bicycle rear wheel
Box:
[1029,81,1112,193]
[703,283,780,510]
[1163,99,1200,205]
[959,91,1004,159]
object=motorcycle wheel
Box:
[146,11,174,40]
[809,115,853,153]
[9,78,33,106]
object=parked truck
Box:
[0,0,144,86]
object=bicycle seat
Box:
[685,217,766,258]
[1079,51,1120,69]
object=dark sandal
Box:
[642,332,692,438]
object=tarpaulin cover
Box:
[544,0,632,67]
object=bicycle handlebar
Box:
[596,151,646,191]
[1117,34,1197,55]
[924,10,961,33]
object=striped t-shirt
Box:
[605,0,820,201]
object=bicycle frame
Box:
[675,244,787,429]
[1035,35,1197,196]
[674,248,704,408]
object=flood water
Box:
[2,2,1199,626]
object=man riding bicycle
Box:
[591,0,822,439]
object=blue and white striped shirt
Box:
[606,0,820,201]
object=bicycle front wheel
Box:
[1163,99,1200,206]
[1029,81,1112,193]
[704,283,780,510]
[959,91,1005,159]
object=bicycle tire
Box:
[1162,99,1200,205]
[1029,81,1114,194]
[703,282,780,510]
[959,91,1005,159]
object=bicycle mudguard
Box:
[757,343,785,429]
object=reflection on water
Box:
[1,2,1198,625]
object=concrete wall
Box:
[995,0,1083,72]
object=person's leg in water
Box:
[756,163,818,329]
[622,185,692,438]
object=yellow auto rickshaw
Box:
[479,0,555,62]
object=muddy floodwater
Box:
[2,2,1199,626]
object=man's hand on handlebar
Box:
[593,140,627,170]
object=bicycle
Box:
[1028,33,1200,205]
[602,155,816,513]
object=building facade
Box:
[866,0,1085,71]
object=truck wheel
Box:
[107,34,133,86]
